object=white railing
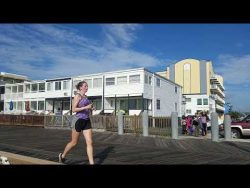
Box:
[211,85,225,98]
[211,94,225,104]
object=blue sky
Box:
[0,24,250,112]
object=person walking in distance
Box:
[59,81,95,164]
[201,111,210,136]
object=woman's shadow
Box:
[94,146,114,164]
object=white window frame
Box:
[93,78,102,88]
[106,77,115,86]
[156,78,161,87]
[129,75,140,84]
[117,76,127,85]
[55,81,61,91]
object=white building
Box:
[73,68,182,117]
[4,68,182,117]
[4,77,72,115]
[4,80,46,114]
[0,72,29,112]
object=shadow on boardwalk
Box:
[94,146,114,164]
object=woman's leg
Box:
[83,129,94,164]
[62,130,80,158]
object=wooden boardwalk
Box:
[0,125,250,164]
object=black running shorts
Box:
[73,119,92,132]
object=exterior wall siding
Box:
[152,74,182,117]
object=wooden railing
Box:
[0,114,44,127]
[0,114,172,137]
[148,116,171,137]
[90,115,118,132]
[123,115,142,135]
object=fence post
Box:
[224,115,231,141]
[44,115,46,127]
[142,111,148,136]
[211,112,219,142]
[171,112,178,139]
[118,112,123,135]
[61,115,64,127]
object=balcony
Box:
[210,76,225,91]
[211,94,225,105]
[215,104,225,112]
[210,84,225,98]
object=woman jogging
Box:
[59,80,95,164]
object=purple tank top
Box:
[76,97,91,120]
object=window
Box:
[17,101,23,110]
[186,98,191,102]
[149,76,152,85]
[137,99,142,110]
[144,99,148,110]
[175,86,177,93]
[117,76,127,85]
[93,99,102,110]
[129,75,140,83]
[85,79,92,88]
[144,75,148,84]
[55,81,61,90]
[47,82,52,91]
[186,109,192,114]
[156,78,160,87]
[120,100,128,111]
[38,101,44,111]
[63,81,70,90]
[106,77,115,86]
[63,101,70,111]
[184,63,191,70]
[93,78,102,88]
[148,99,152,110]
[129,99,137,109]
[175,102,177,112]
[128,99,142,110]
[18,85,23,93]
[5,86,11,94]
[197,99,202,105]
[13,101,17,110]
[156,99,160,110]
[0,86,4,94]
[31,101,37,111]
[110,100,114,108]
[143,99,152,110]
[39,83,45,92]
[203,98,208,105]
[12,86,17,93]
[31,84,38,92]
[45,100,53,111]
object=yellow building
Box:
[157,59,225,123]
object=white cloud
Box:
[225,89,250,112]
[102,24,141,48]
[216,54,250,112]
[0,24,161,80]
[216,54,250,85]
